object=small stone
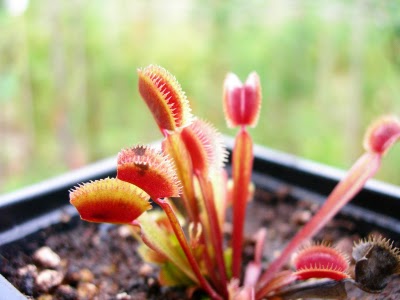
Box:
[116,292,132,300]
[291,210,312,225]
[147,277,156,287]
[36,269,64,292]
[79,268,94,282]
[118,225,133,238]
[65,266,80,284]
[18,264,37,295]
[18,264,38,277]
[37,295,53,300]
[60,211,72,223]
[65,266,94,284]
[101,264,116,276]
[33,246,61,268]
[91,234,101,247]
[55,285,78,300]
[139,263,153,277]
[77,282,98,299]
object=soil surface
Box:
[1,187,400,300]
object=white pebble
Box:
[33,246,61,268]
[36,269,64,292]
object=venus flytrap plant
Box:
[69,64,400,300]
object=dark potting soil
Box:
[1,188,400,300]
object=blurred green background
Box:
[1,0,400,194]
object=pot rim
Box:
[1,138,399,245]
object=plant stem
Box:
[244,228,267,288]
[231,128,254,279]
[153,197,222,300]
[256,152,381,299]
[196,173,229,297]
[200,233,226,293]
[256,271,298,299]
[164,133,200,223]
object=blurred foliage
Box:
[1,0,400,193]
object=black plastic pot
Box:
[1,142,400,299]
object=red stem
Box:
[200,233,226,292]
[244,228,267,288]
[196,173,229,298]
[257,271,298,299]
[231,128,254,279]
[256,152,382,299]
[153,197,222,300]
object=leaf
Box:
[363,115,400,155]
[353,235,400,292]
[138,65,193,132]
[136,213,198,284]
[180,119,228,175]
[69,178,151,224]
[223,72,261,128]
[293,243,350,281]
[159,261,194,287]
[137,243,167,264]
[117,145,181,199]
